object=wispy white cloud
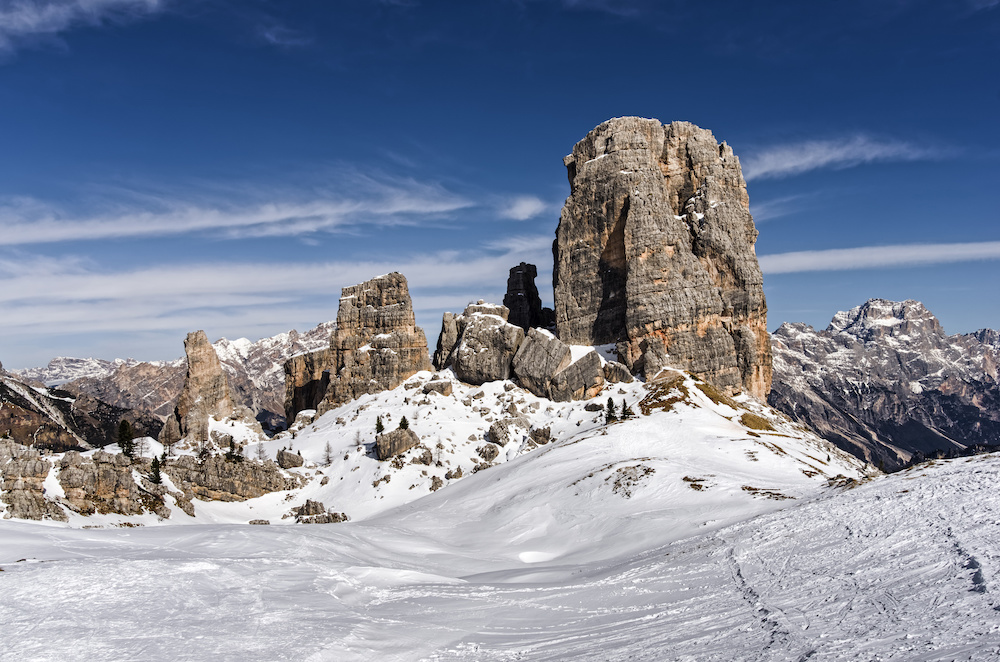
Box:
[759,241,1000,274]
[498,195,550,221]
[0,175,473,245]
[258,24,312,48]
[0,0,164,52]
[749,194,809,223]
[742,135,942,181]
[0,233,554,352]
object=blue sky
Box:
[0,0,998,368]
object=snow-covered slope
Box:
[2,441,997,659]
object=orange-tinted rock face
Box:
[320,273,432,410]
[554,117,772,399]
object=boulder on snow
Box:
[422,380,453,397]
[276,449,304,469]
[375,428,421,461]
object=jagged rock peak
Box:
[503,262,554,331]
[827,298,943,341]
[554,116,772,399]
[321,273,432,409]
[159,330,240,446]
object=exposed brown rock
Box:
[433,302,525,385]
[319,273,432,411]
[163,454,300,502]
[283,348,330,422]
[553,117,772,399]
[0,440,67,521]
[0,373,160,453]
[159,331,250,447]
[510,329,605,401]
[375,428,420,461]
[276,448,304,469]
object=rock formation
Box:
[283,348,330,422]
[433,302,525,385]
[503,263,554,331]
[0,440,67,521]
[375,428,421,460]
[508,328,602,401]
[770,299,1000,471]
[553,117,771,399]
[319,273,432,411]
[159,330,246,446]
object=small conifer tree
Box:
[606,397,618,423]
[150,456,162,484]
[117,419,135,459]
[399,416,409,430]
[323,441,333,465]
[376,416,385,434]
[621,400,635,419]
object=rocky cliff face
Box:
[318,273,432,411]
[159,331,244,446]
[0,372,161,452]
[553,117,771,399]
[21,322,334,429]
[770,299,1000,470]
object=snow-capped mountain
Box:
[16,321,336,427]
[12,356,145,387]
[770,298,1000,470]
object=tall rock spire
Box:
[553,117,772,398]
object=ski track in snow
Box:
[3,455,1000,661]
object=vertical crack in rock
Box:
[554,117,772,398]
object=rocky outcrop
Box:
[276,448,304,469]
[316,273,432,412]
[0,440,67,521]
[553,117,771,399]
[433,302,525,385]
[503,263,554,331]
[283,348,330,423]
[375,428,420,460]
[291,499,349,524]
[770,299,1000,471]
[159,331,244,447]
[510,329,605,401]
[56,450,167,517]
[163,454,301,502]
[0,373,160,452]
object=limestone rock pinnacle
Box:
[159,330,238,445]
[553,117,772,398]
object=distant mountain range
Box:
[11,321,335,431]
[769,299,1000,471]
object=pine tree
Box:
[399,416,409,430]
[606,397,618,423]
[150,456,162,484]
[117,419,135,459]
[622,400,635,419]
[256,442,267,461]
[376,416,385,434]
[323,441,333,465]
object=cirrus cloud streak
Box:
[759,241,1000,274]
